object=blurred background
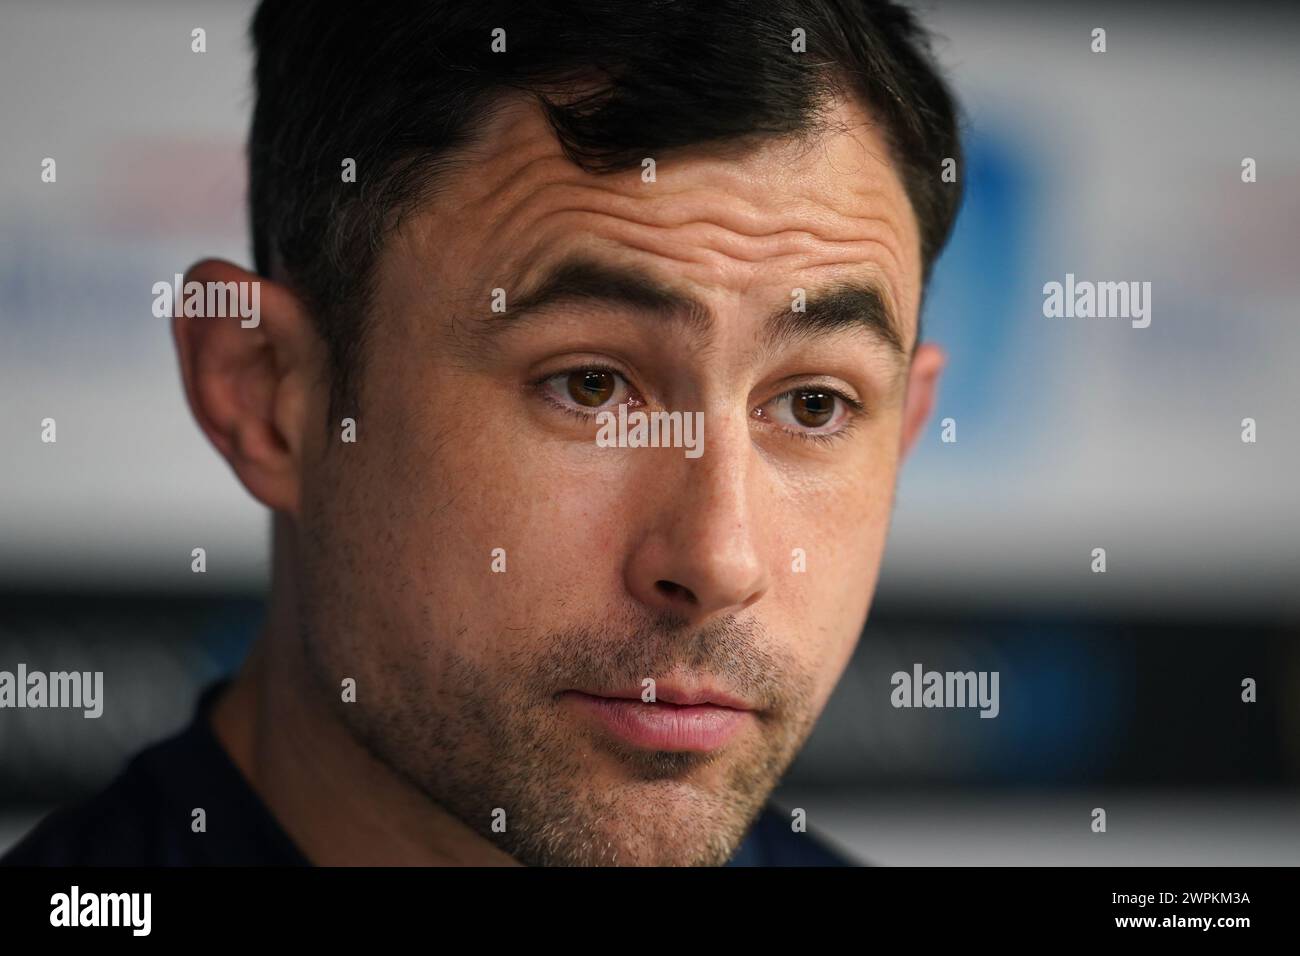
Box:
[1,0,1297,863]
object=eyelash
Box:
[772,389,866,446]
[535,364,641,423]
[534,366,867,443]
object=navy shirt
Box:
[2,680,855,867]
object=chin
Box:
[514,783,754,867]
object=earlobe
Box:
[171,258,318,517]
[898,342,945,461]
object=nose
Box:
[623,412,770,626]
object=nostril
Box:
[655,580,697,604]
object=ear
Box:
[171,259,323,518]
[898,342,945,461]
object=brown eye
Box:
[790,389,835,428]
[566,370,616,407]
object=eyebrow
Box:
[487,254,909,358]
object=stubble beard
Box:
[299,590,820,866]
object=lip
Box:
[560,689,755,752]
[583,682,755,711]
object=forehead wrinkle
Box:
[443,129,915,285]
[457,151,588,227]
[478,200,912,323]
[436,94,574,204]
[483,177,909,267]
[422,89,922,318]
[426,154,916,368]
[447,220,914,363]
[457,122,910,242]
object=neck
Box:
[209,513,519,866]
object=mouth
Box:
[558,686,756,753]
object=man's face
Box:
[295,92,930,865]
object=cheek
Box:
[781,436,898,598]
[470,444,632,617]
[773,444,900,695]
[366,392,622,653]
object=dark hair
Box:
[248,1,963,419]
